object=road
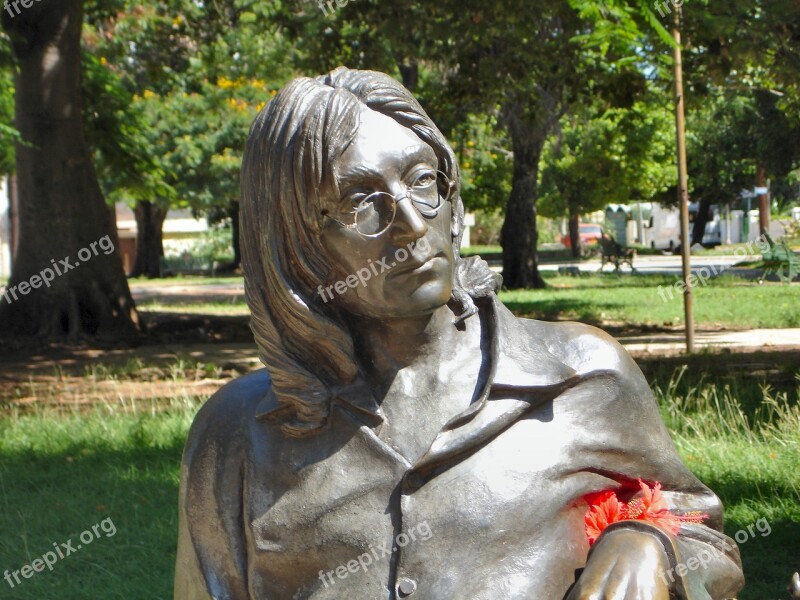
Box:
[538,253,761,277]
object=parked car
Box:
[561,223,604,249]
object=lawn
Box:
[131,272,800,330]
[0,361,798,599]
[501,273,800,329]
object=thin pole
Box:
[672,6,694,353]
[757,163,769,236]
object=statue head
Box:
[240,67,499,437]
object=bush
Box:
[184,224,233,263]
[472,210,504,246]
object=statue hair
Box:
[240,67,500,438]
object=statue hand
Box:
[566,527,671,600]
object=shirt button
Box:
[397,576,417,597]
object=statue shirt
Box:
[174,296,744,600]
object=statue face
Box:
[318,107,455,319]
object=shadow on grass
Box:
[502,296,621,326]
[142,311,252,344]
[640,351,800,414]
[0,439,184,600]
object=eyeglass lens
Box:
[354,171,450,236]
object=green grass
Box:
[1,366,798,599]
[501,273,800,329]
[0,397,198,600]
[128,275,244,288]
[461,244,502,256]
[136,299,249,315]
[654,368,800,599]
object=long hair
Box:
[240,67,500,438]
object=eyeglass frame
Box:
[321,169,455,238]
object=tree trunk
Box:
[397,60,419,91]
[568,207,581,259]
[499,99,551,289]
[756,162,769,236]
[0,0,139,338]
[130,200,167,278]
[690,195,712,246]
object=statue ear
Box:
[451,201,464,242]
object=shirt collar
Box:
[255,294,578,428]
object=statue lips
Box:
[389,253,447,279]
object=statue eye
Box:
[410,170,437,189]
[341,191,370,210]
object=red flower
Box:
[583,480,708,545]
[584,490,625,545]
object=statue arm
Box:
[552,324,744,598]
[586,365,744,599]
[174,390,251,600]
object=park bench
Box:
[599,233,636,273]
[759,233,799,283]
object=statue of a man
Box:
[174,67,744,600]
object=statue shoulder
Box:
[182,369,276,462]
[518,316,639,377]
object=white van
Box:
[645,203,722,250]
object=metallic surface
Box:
[174,68,744,600]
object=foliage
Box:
[126,78,268,212]
[0,31,17,175]
[539,95,675,219]
[680,86,800,215]
[448,113,513,214]
[81,51,168,201]
[83,2,295,216]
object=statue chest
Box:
[243,388,607,599]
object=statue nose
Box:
[389,195,428,244]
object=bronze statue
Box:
[174,67,744,599]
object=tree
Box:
[684,87,800,243]
[678,0,800,237]
[86,2,294,275]
[540,96,675,255]
[0,0,139,338]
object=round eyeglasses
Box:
[322,170,454,237]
